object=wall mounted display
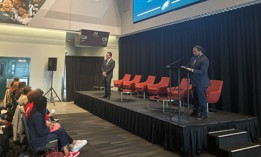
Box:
[0,0,46,25]
[133,0,206,23]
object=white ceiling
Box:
[27,0,124,35]
[47,0,113,18]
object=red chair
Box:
[206,80,223,112]
[159,78,192,112]
[113,74,131,91]
[122,75,142,92]
[147,77,169,100]
[167,78,192,99]
[135,75,156,99]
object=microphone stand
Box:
[177,67,181,122]
[180,68,191,121]
[166,56,185,68]
[186,72,190,120]
[165,56,184,122]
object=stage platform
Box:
[74,91,259,157]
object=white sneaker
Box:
[71,140,87,152]
[76,140,87,145]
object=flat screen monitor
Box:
[75,29,110,47]
[133,0,207,23]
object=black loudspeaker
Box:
[48,57,57,71]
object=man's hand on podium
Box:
[181,66,193,72]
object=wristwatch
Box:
[191,69,194,72]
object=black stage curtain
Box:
[119,4,261,133]
[65,56,104,101]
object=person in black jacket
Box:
[181,45,210,120]
[102,52,115,99]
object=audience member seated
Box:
[18,86,32,106]
[1,90,17,132]
[25,89,53,120]
[1,77,19,108]
[46,109,59,122]
[9,77,20,92]
[12,86,32,143]
[13,82,27,100]
[27,93,87,157]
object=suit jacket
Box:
[102,58,115,79]
[185,54,210,88]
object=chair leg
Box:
[163,101,165,112]
[147,101,150,110]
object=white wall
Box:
[0,24,66,99]
[121,0,257,35]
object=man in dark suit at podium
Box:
[181,45,210,120]
[102,52,115,99]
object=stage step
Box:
[217,143,261,157]
[207,129,249,155]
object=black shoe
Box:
[196,115,207,120]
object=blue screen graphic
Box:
[133,0,206,23]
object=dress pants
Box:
[192,87,207,117]
[103,76,112,97]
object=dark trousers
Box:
[52,128,73,148]
[0,134,9,156]
[103,76,112,97]
[192,87,207,116]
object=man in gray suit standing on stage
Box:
[102,52,115,99]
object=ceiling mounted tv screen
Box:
[75,29,110,47]
[133,0,207,23]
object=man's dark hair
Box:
[194,45,205,53]
[107,52,112,57]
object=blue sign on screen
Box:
[133,0,206,23]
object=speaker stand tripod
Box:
[44,71,61,105]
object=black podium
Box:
[165,57,191,123]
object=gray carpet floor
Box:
[58,112,215,157]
